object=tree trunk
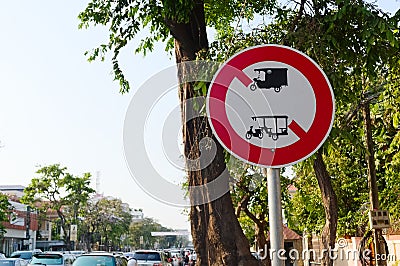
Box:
[167,1,259,265]
[362,101,387,266]
[313,150,338,266]
[56,209,71,250]
[254,223,270,266]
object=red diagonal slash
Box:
[288,120,307,139]
[217,65,253,89]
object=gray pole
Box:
[266,168,284,266]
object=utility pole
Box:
[362,101,387,266]
[26,206,31,250]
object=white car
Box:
[132,250,169,266]
[28,252,75,266]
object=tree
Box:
[80,196,132,251]
[0,193,12,238]
[21,164,95,250]
[129,217,175,250]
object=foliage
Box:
[78,0,279,93]
[79,196,132,251]
[0,193,12,237]
[21,164,95,246]
[214,0,400,238]
[78,0,400,251]
[128,217,179,249]
[229,157,291,244]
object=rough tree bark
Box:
[313,150,338,266]
[166,1,259,265]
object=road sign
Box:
[70,224,77,241]
[207,44,335,167]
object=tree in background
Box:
[0,193,12,238]
[21,164,95,250]
[79,196,132,251]
[129,217,179,250]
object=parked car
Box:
[132,250,169,266]
[72,253,127,266]
[28,252,75,266]
[10,251,36,261]
[69,251,86,257]
[0,258,28,266]
[123,252,135,260]
[0,253,6,259]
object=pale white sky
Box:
[0,0,398,231]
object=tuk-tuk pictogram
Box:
[246,115,289,141]
[250,68,288,92]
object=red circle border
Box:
[207,45,335,167]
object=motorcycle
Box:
[245,126,263,140]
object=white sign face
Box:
[207,45,335,167]
[226,61,316,149]
[70,224,77,241]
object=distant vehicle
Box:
[28,252,75,266]
[0,258,28,266]
[10,251,37,261]
[69,251,85,257]
[72,253,127,266]
[0,253,6,259]
[127,258,137,266]
[132,250,169,266]
[123,252,135,260]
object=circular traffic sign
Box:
[206,44,335,167]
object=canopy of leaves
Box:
[128,217,178,249]
[78,0,400,238]
[21,164,95,242]
[0,193,12,237]
[79,196,133,250]
[78,0,278,93]
[212,0,399,236]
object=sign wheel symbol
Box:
[250,83,257,91]
[258,130,263,139]
[246,132,252,140]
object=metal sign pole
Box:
[267,168,284,266]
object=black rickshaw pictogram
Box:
[245,115,289,141]
[250,68,288,92]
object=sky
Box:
[0,0,399,232]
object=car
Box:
[72,253,127,266]
[28,252,75,266]
[0,253,6,259]
[69,251,86,257]
[123,252,135,260]
[132,250,169,266]
[0,258,28,266]
[9,251,36,261]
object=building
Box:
[0,185,25,201]
[1,200,39,256]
